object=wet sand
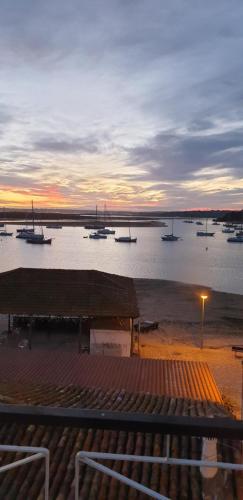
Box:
[134,278,243,417]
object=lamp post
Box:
[200,295,208,349]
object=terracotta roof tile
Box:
[0,383,240,499]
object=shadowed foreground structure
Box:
[0,382,241,499]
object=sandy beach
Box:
[134,278,243,417]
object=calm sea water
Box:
[0,220,243,294]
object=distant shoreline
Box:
[1,220,165,228]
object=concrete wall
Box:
[90,329,131,357]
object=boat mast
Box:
[31,200,35,231]
[104,203,106,226]
[172,218,174,235]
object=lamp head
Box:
[201,294,208,301]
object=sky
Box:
[0,0,243,210]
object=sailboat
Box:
[97,203,115,234]
[161,219,180,241]
[196,219,215,237]
[0,225,13,237]
[84,205,105,230]
[115,226,137,242]
[18,201,52,244]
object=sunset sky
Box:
[0,0,243,210]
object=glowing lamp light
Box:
[201,295,208,301]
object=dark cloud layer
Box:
[128,126,243,182]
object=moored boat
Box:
[115,225,137,243]
[115,236,137,243]
[0,230,13,236]
[46,224,62,229]
[17,227,34,233]
[196,219,214,237]
[89,232,107,239]
[97,228,115,235]
[196,231,215,237]
[227,235,243,243]
[161,234,180,241]
[161,219,180,241]
[26,236,52,244]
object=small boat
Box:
[183,220,194,223]
[17,227,34,233]
[161,219,180,241]
[16,229,36,239]
[26,236,52,244]
[0,223,4,227]
[84,205,105,230]
[196,219,214,237]
[97,228,115,235]
[197,231,215,237]
[161,234,180,241]
[212,222,220,225]
[45,224,62,229]
[89,232,107,239]
[227,235,243,243]
[222,228,234,234]
[23,201,52,245]
[115,236,137,243]
[196,221,204,225]
[115,226,137,243]
[0,230,13,237]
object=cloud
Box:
[128,126,243,182]
[0,0,243,209]
[32,134,100,154]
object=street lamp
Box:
[200,294,208,349]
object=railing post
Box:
[75,453,80,499]
[44,449,50,500]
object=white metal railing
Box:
[0,445,49,500]
[75,438,243,500]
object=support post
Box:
[7,314,11,334]
[28,317,33,351]
[78,317,82,354]
[130,318,134,357]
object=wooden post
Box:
[78,317,82,354]
[28,317,33,351]
[7,314,11,334]
[130,318,134,356]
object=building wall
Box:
[90,329,131,357]
[0,314,8,334]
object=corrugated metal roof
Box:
[0,267,139,317]
[0,349,222,402]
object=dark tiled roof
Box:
[0,383,240,500]
[0,350,222,402]
[0,268,139,317]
